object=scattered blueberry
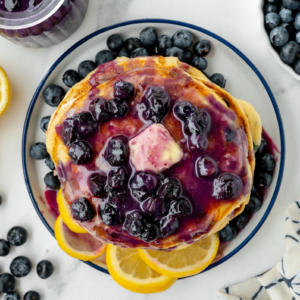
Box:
[245,195,262,213]
[196,156,217,177]
[279,8,293,23]
[0,239,10,256]
[294,12,300,30]
[193,40,211,57]
[255,172,272,188]
[169,197,192,218]
[160,214,179,238]
[40,116,51,132]
[99,202,122,226]
[117,49,130,58]
[36,260,54,279]
[157,178,181,201]
[157,35,172,55]
[124,38,142,54]
[213,173,242,200]
[165,47,185,61]
[62,69,80,87]
[30,142,49,160]
[107,34,124,52]
[283,0,300,10]
[140,27,158,48]
[265,12,281,30]
[255,138,267,158]
[269,26,289,46]
[104,136,128,166]
[71,197,95,222]
[43,84,65,107]
[264,3,278,14]
[295,59,300,73]
[45,155,55,170]
[10,256,32,277]
[5,291,20,300]
[0,273,15,293]
[7,226,27,246]
[231,213,249,230]
[44,172,61,189]
[218,224,237,242]
[142,197,168,215]
[95,50,115,66]
[191,56,208,71]
[183,50,193,64]
[107,98,129,118]
[78,60,97,79]
[108,167,127,189]
[172,29,193,49]
[131,47,149,58]
[210,73,226,88]
[260,153,276,172]
[174,101,196,120]
[113,80,134,101]
[89,173,107,197]
[296,31,300,43]
[24,291,40,300]
[68,141,94,165]
[89,98,111,122]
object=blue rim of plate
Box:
[22,18,285,277]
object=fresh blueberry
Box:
[68,141,94,165]
[40,116,51,132]
[45,156,55,170]
[295,59,300,73]
[43,84,66,107]
[157,178,181,201]
[62,69,80,88]
[255,138,267,158]
[44,172,60,189]
[267,0,279,3]
[160,214,179,238]
[117,49,130,58]
[281,22,296,35]
[187,134,208,152]
[141,222,160,242]
[259,153,276,172]
[142,197,168,215]
[296,31,300,43]
[30,142,49,160]
[283,0,300,10]
[0,239,10,256]
[140,86,170,123]
[165,47,185,61]
[0,195,2,206]
[213,173,242,200]
[107,98,129,118]
[99,202,122,226]
[191,56,208,71]
[264,3,278,14]
[183,50,193,64]
[245,195,262,213]
[218,224,237,242]
[123,210,145,237]
[104,136,128,167]
[71,197,95,222]
[210,73,226,88]
[89,173,107,197]
[130,171,160,201]
[36,260,54,279]
[0,273,15,293]
[113,80,134,101]
[24,291,40,300]
[124,38,142,54]
[5,291,20,300]
[269,26,289,46]
[172,29,193,49]
[140,27,158,48]
[279,8,293,23]
[196,156,217,177]
[10,256,31,277]
[193,40,211,57]
[174,101,196,120]
[255,172,272,188]
[169,197,192,218]
[78,60,97,79]
[294,12,300,30]
[95,50,115,66]
[157,34,172,55]
[231,213,249,230]
[108,167,127,189]
[131,47,149,58]
[265,12,281,29]
[89,98,111,122]
[107,34,124,52]
[7,226,27,246]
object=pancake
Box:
[46,56,262,249]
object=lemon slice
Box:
[54,216,107,261]
[106,244,177,293]
[0,66,11,116]
[57,189,88,234]
[138,233,219,278]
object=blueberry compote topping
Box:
[99,201,123,226]
[104,135,128,166]
[89,98,111,122]
[68,141,94,165]
[108,167,127,189]
[157,178,181,201]
[107,98,129,118]
[213,173,242,200]
[89,172,107,197]
[113,80,135,101]
[196,156,217,177]
[71,197,95,222]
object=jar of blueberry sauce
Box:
[0,0,89,48]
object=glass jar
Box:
[0,0,89,48]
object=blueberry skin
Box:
[157,178,181,201]
[172,29,193,49]
[44,172,60,189]
[113,80,135,101]
[183,50,193,64]
[265,12,281,30]
[259,153,276,172]
[264,3,278,14]
[108,167,127,189]
[68,141,94,165]
[71,197,95,222]
[296,31,300,43]
[279,8,293,23]
[160,214,179,238]
[165,47,185,61]
[0,239,10,256]
[104,136,128,166]
[89,98,111,122]
[213,173,242,200]
[295,59,300,73]
[40,116,51,132]
[107,98,129,118]
[210,73,226,88]
[255,172,272,189]
[124,38,142,54]
[157,34,172,55]
[131,47,149,58]
[0,273,15,293]
[43,84,66,107]
[36,260,54,279]
[174,101,196,120]
[7,226,27,246]
[231,213,249,230]
[45,155,55,170]
[267,0,279,3]
[117,49,130,58]
[281,22,296,35]
[78,60,97,79]
[193,40,211,57]
[269,26,289,46]
[191,56,208,71]
[255,138,267,158]
[10,256,32,277]
[245,195,262,213]
[89,173,107,197]
[99,202,123,226]
[294,12,300,30]
[140,27,158,48]
[30,142,49,160]
[5,291,20,300]
[95,50,115,66]
[107,34,124,52]
[283,0,300,10]
[218,224,237,242]
[0,194,2,205]
[62,69,80,88]
[169,198,192,218]
[24,291,40,300]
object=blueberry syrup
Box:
[44,187,59,218]
[0,0,43,13]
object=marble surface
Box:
[0,0,299,299]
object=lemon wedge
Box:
[0,66,11,116]
[138,233,219,278]
[57,189,88,234]
[54,215,107,261]
[106,244,177,293]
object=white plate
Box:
[22,19,285,276]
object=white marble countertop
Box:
[0,0,299,299]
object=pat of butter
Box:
[129,124,183,173]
